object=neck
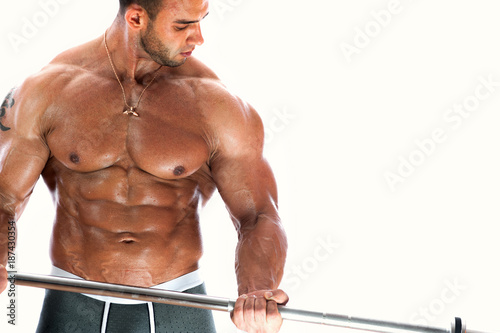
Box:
[103,18,161,83]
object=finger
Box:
[266,300,283,330]
[243,294,256,328]
[266,299,280,320]
[231,294,247,328]
[254,295,268,326]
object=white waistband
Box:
[50,266,204,305]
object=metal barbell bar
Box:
[12,273,483,333]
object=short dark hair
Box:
[119,0,164,20]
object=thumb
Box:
[264,290,289,305]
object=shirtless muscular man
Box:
[0,0,288,332]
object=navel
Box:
[118,232,137,244]
[69,153,80,164]
[173,166,185,176]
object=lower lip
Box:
[181,51,193,57]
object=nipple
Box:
[70,153,80,164]
[173,166,185,176]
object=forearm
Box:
[0,175,42,267]
[0,193,22,266]
[235,214,287,295]
[0,211,17,266]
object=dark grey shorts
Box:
[36,283,217,333]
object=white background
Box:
[1,0,499,332]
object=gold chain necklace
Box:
[104,30,163,117]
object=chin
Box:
[160,56,187,68]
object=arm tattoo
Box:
[0,88,16,132]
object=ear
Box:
[124,4,149,30]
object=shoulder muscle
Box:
[195,80,264,161]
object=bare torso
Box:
[40,37,225,287]
[0,5,287,331]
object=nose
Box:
[189,24,204,46]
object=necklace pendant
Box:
[123,106,139,117]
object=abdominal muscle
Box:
[45,162,209,288]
